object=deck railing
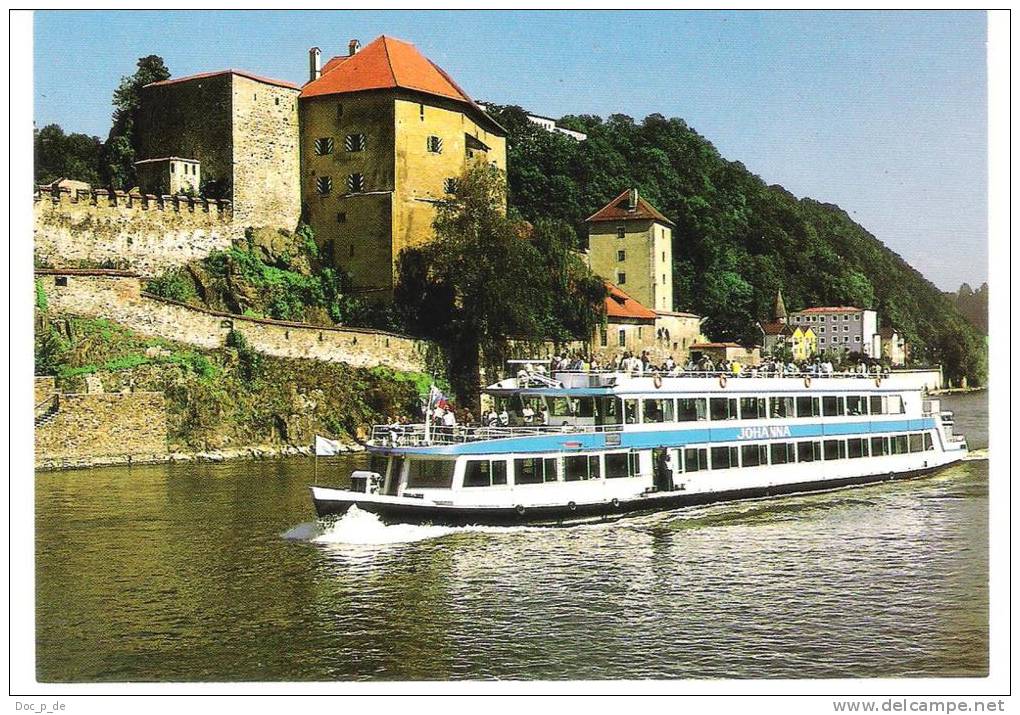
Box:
[370,422,622,447]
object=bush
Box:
[147,269,196,303]
[35,279,48,312]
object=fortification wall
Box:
[37,271,431,374]
[36,391,168,467]
[34,187,240,276]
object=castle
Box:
[38,34,705,363]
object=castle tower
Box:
[136,70,301,230]
[585,189,675,312]
[299,36,508,297]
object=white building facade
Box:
[788,307,880,358]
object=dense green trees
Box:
[484,105,986,386]
[33,124,103,186]
[395,164,606,404]
[947,282,988,334]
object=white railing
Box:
[370,422,622,447]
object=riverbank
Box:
[930,386,987,396]
[36,440,367,472]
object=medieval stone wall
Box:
[36,391,168,467]
[34,187,239,277]
[38,271,431,374]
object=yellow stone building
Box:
[300,36,507,296]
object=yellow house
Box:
[790,326,817,360]
[300,36,508,297]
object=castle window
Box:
[618,329,626,347]
[170,164,175,173]
[662,251,666,262]
[345,133,366,152]
[347,173,365,193]
[444,178,458,194]
[349,244,354,258]
[315,176,332,196]
[600,328,608,347]
[616,226,625,239]
[314,137,334,155]
[275,97,280,105]
[426,135,443,154]
[617,250,626,262]
[337,212,347,224]
[420,103,425,121]
[55,276,68,287]
[662,274,666,284]
[617,271,626,285]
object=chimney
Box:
[627,188,638,211]
[348,39,361,56]
[308,47,321,82]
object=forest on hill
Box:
[485,105,987,386]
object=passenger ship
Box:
[310,367,969,526]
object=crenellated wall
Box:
[33,186,241,277]
[37,270,432,374]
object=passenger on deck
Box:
[498,409,510,426]
[522,405,535,424]
[486,410,498,427]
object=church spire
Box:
[772,289,788,322]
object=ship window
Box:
[643,398,674,423]
[908,433,924,453]
[605,452,630,479]
[711,446,738,470]
[870,395,886,415]
[595,397,621,426]
[739,397,767,420]
[623,399,640,424]
[770,442,795,465]
[741,444,767,467]
[823,439,846,460]
[891,434,909,454]
[924,433,934,451]
[847,438,869,458]
[683,448,707,473]
[796,396,820,417]
[710,397,738,421]
[565,455,600,481]
[888,395,904,414]
[513,458,543,485]
[822,396,845,417]
[797,441,820,462]
[544,457,559,482]
[846,395,868,416]
[369,454,389,478]
[464,459,508,487]
[770,396,795,418]
[406,459,455,488]
[871,436,889,456]
[676,398,707,422]
[573,398,596,418]
[629,451,641,477]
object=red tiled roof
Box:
[796,306,863,314]
[585,189,675,227]
[301,36,504,134]
[690,342,744,349]
[604,281,657,321]
[758,320,791,336]
[878,325,897,339]
[145,69,299,91]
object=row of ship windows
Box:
[501,394,907,424]
[404,433,935,488]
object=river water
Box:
[35,391,988,681]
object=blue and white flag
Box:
[314,435,342,456]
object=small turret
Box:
[772,289,788,323]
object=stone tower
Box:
[585,189,675,312]
[299,35,508,297]
[136,70,302,231]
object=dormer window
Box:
[345,133,366,152]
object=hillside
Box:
[485,106,987,386]
[946,282,988,334]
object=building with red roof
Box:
[300,36,507,295]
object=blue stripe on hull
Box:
[376,418,939,456]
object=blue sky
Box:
[33,10,987,291]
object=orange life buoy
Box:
[653,374,663,389]
[719,375,728,388]
[804,376,812,388]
